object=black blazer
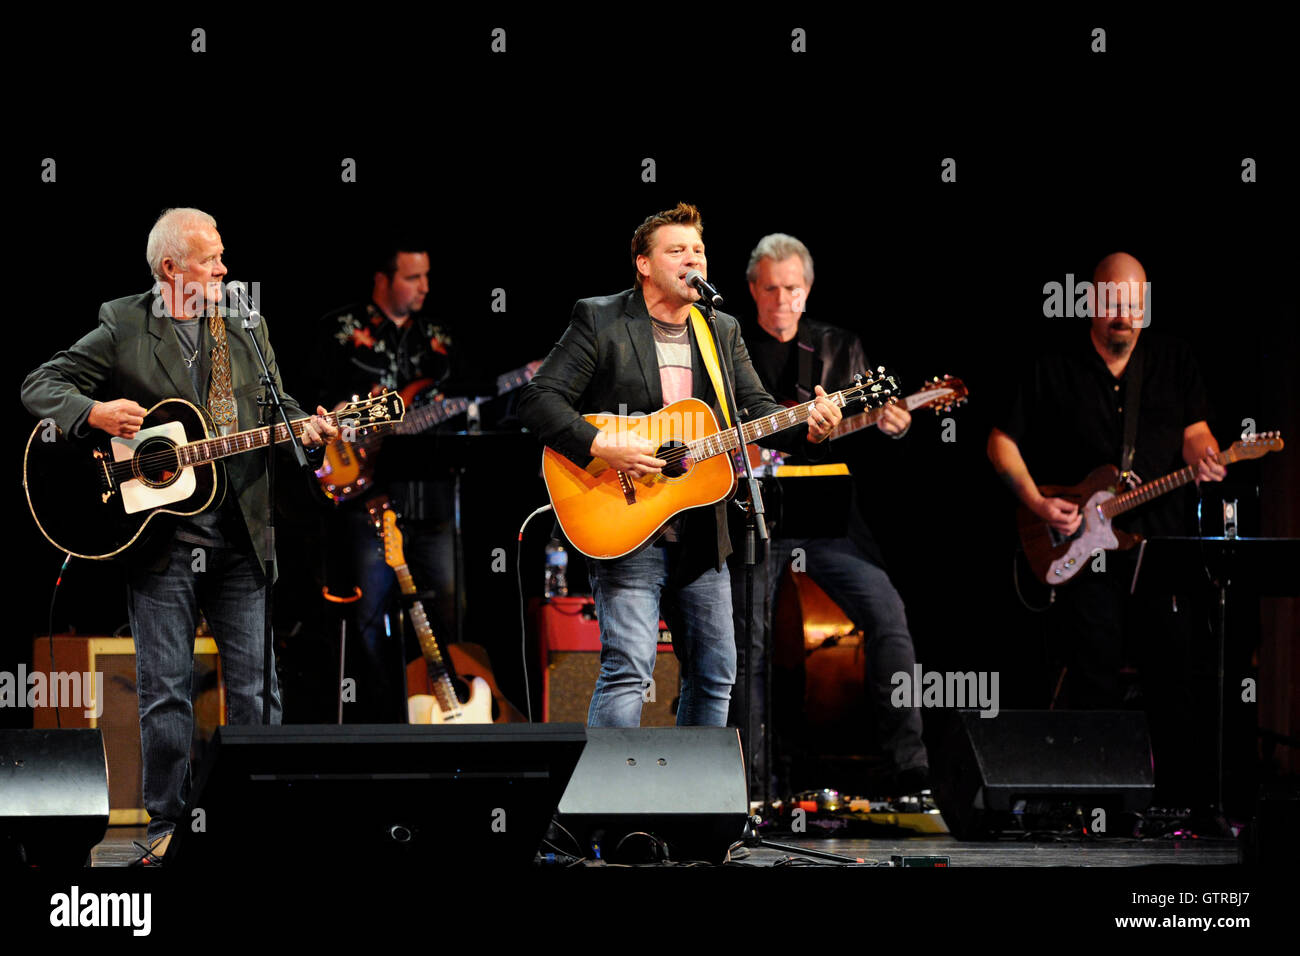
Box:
[518,288,819,579]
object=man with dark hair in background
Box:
[519,204,842,728]
[313,242,457,723]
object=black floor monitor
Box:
[167,723,587,869]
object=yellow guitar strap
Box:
[689,306,732,428]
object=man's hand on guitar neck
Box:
[806,385,843,442]
[591,431,666,479]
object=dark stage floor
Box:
[91,824,1240,868]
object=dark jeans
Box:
[1049,561,1212,804]
[729,535,929,790]
[127,537,280,844]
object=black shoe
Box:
[896,766,931,796]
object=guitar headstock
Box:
[336,390,406,435]
[1227,431,1284,461]
[911,375,969,414]
[838,367,900,411]
[379,506,407,570]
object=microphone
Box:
[224,280,262,329]
[684,270,723,307]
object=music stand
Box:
[377,430,534,646]
[1129,536,1300,829]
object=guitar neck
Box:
[393,561,462,715]
[177,411,344,466]
[690,391,852,461]
[394,398,468,436]
[1101,447,1238,519]
[831,387,955,440]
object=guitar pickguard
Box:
[111,420,196,515]
[1045,490,1118,583]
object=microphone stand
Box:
[698,297,770,815]
[701,297,861,866]
[243,314,308,725]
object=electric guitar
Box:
[316,360,541,501]
[746,374,968,469]
[542,375,896,559]
[24,392,405,560]
[830,374,967,440]
[377,505,493,725]
[1018,432,1285,586]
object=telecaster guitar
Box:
[24,392,405,560]
[542,374,895,559]
[377,505,492,725]
[1018,432,1284,586]
[317,360,541,502]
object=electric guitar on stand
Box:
[377,504,492,725]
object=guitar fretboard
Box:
[394,560,462,716]
[831,386,959,440]
[175,413,340,467]
[687,391,853,461]
[1100,442,1262,519]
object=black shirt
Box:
[740,317,885,568]
[997,330,1211,537]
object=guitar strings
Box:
[105,410,366,477]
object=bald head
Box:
[1089,251,1148,360]
[1093,251,1146,287]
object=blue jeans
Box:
[127,537,280,843]
[586,543,735,727]
[730,536,928,779]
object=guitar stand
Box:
[322,586,362,723]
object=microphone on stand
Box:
[684,270,723,307]
[224,280,262,329]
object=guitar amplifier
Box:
[31,635,226,825]
[536,597,679,726]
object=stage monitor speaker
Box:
[556,727,749,864]
[932,710,1154,840]
[166,723,586,868]
[1,729,109,866]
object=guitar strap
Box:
[1119,344,1143,482]
[689,307,732,428]
[796,331,815,403]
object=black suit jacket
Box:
[518,288,820,580]
[21,290,318,579]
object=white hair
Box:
[745,233,814,284]
[147,207,217,282]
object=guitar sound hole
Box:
[657,440,692,479]
[133,437,183,488]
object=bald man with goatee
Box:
[987,251,1224,806]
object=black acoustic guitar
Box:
[24,392,405,559]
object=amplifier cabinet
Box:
[31,635,225,825]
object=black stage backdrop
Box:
[5,15,1295,816]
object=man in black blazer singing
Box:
[518,202,842,727]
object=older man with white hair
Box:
[22,207,337,863]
